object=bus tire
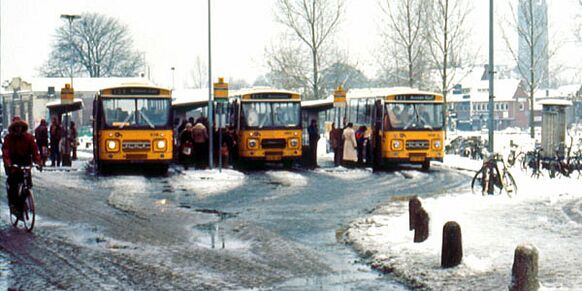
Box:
[283,160,293,169]
[422,161,430,171]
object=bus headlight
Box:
[248,139,258,149]
[433,139,442,150]
[106,139,120,152]
[289,138,299,148]
[391,139,403,151]
[154,139,167,152]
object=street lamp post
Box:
[488,0,495,153]
[171,67,175,90]
[207,0,214,169]
[60,14,81,87]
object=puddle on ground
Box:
[191,223,249,250]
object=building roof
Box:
[1,77,150,94]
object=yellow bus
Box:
[92,84,173,173]
[229,88,302,168]
[323,87,444,170]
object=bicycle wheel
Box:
[9,183,24,227]
[471,168,484,194]
[502,171,517,197]
[21,190,35,232]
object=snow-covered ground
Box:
[344,129,582,290]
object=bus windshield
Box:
[103,98,170,128]
[384,103,444,130]
[242,102,300,128]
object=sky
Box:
[0,0,581,90]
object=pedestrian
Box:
[192,118,209,168]
[356,125,367,166]
[330,122,343,166]
[69,121,78,160]
[308,119,320,169]
[49,117,62,167]
[34,119,49,166]
[179,123,194,169]
[342,122,357,168]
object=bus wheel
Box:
[283,160,293,169]
[422,161,431,171]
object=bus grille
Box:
[122,141,151,151]
[261,139,286,149]
[406,140,429,150]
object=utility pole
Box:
[60,14,81,87]
[488,0,495,153]
[207,0,214,169]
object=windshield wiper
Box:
[119,112,134,129]
[139,111,155,129]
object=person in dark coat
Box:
[49,117,63,167]
[69,121,78,160]
[330,122,343,166]
[307,119,320,169]
[179,123,194,169]
[2,117,41,216]
[34,119,49,166]
[355,125,367,166]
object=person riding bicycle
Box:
[2,116,42,218]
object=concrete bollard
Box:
[413,207,429,243]
[441,221,462,268]
[509,244,539,291]
[409,197,422,231]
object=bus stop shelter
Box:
[46,98,84,166]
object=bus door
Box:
[371,99,384,170]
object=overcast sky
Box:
[1,0,580,90]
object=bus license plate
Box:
[410,155,425,162]
[266,155,282,161]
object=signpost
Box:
[60,84,74,166]
[214,77,228,172]
[333,86,346,128]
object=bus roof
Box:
[301,87,442,112]
[346,87,442,99]
[99,83,171,97]
[231,87,300,98]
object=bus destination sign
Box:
[111,87,161,95]
[394,95,435,101]
[250,93,292,100]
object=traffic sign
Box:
[214,77,229,103]
[61,84,74,104]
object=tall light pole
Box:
[171,67,175,90]
[207,0,214,169]
[60,14,81,87]
[487,0,495,153]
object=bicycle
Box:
[8,164,39,232]
[471,153,517,197]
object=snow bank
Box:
[345,154,582,290]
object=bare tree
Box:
[425,0,473,127]
[501,0,554,138]
[378,0,431,88]
[271,0,345,100]
[187,56,208,89]
[39,12,144,78]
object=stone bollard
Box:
[441,221,462,268]
[409,197,422,231]
[509,244,539,291]
[413,207,429,243]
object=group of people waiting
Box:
[176,116,235,170]
[33,116,78,167]
[329,122,371,168]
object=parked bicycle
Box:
[471,153,517,197]
[8,164,39,231]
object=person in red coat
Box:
[2,117,41,215]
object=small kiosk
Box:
[540,98,572,159]
[46,84,84,166]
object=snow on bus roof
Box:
[345,87,441,98]
[231,87,300,96]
